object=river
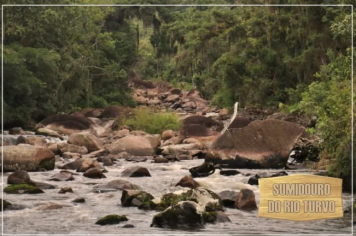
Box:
[1,156,353,235]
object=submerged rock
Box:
[220,170,240,176]
[83,168,106,179]
[247,171,288,186]
[219,190,239,207]
[94,180,141,193]
[58,187,73,194]
[207,119,304,168]
[121,166,151,177]
[2,145,55,172]
[72,197,85,203]
[189,162,220,178]
[49,171,75,181]
[95,214,128,225]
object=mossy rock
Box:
[141,190,195,211]
[202,211,217,223]
[122,190,154,207]
[151,201,203,229]
[95,214,128,225]
[4,184,44,194]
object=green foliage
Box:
[123,107,182,134]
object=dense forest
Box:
[1,1,354,187]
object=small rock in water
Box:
[121,189,154,207]
[175,176,200,189]
[219,190,239,208]
[4,184,44,194]
[7,170,32,185]
[122,224,135,228]
[9,127,24,135]
[125,156,148,162]
[121,166,151,177]
[178,154,192,160]
[165,155,180,162]
[37,204,63,211]
[154,156,168,163]
[59,187,73,194]
[220,170,240,176]
[102,156,113,166]
[83,168,106,179]
[49,172,74,181]
[94,180,141,193]
[235,189,257,211]
[72,197,85,203]
[33,182,55,190]
[95,214,128,225]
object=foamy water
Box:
[1,158,353,234]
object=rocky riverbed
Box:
[1,80,354,234]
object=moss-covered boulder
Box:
[2,145,55,172]
[4,183,44,194]
[151,201,204,229]
[142,188,223,212]
[95,214,128,225]
[121,190,154,207]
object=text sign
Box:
[259,174,343,221]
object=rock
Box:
[9,127,25,135]
[83,168,106,179]
[121,166,151,177]
[121,189,154,207]
[4,183,44,194]
[101,105,123,118]
[107,135,154,156]
[133,95,148,105]
[166,94,180,103]
[1,199,13,211]
[178,154,192,160]
[162,130,175,141]
[33,181,56,190]
[162,136,182,146]
[76,158,102,172]
[147,99,161,106]
[175,176,200,189]
[2,145,55,172]
[35,128,63,139]
[220,170,240,176]
[247,171,288,186]
[24,136,47,147]
[143,134,161,149]
[94,180,141,193]
[235,189,257,211]
[72,197,85,203]
[165,155,180,162]
[183,115,223,131]
[96,214,128,225]
[219,190,239,207]
[62,152,81,159]
[218,108,229,118]
[122,224,135,228]
[207,119,305,169]
[154,156,169,163]
[159,143,201,156]
[179,124,218,139]
[182,138,202,147]
[7,170,32,185]
[114,129,130,138]
[102,156,113,166]
[58,187,73,194]
[36,114,95,135]
[213,211,231,223]
[189,162,219,178]
[125,156,149,162]
[15,135,27,145]
[116,152,132,159]
[37,204,63,211]
[228,116,251,129]
[131,78,155,89]
[57,143,88,155]
[48,143,59,154]
[151,201,204,229]
[69,132,103,152]
[169,88,181,95]
[82,149,110,159]
[49,171,74,181]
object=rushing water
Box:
[1,157,353,235]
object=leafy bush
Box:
[123,107,182,134]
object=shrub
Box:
[123,107,182,134]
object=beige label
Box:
[259,174,343,221]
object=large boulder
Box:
[183,115,223,131]
[7,170,32,185]
[9,127,25,135]
[36,114,94,135]
[69,132,103,152]
[179,124,218,139]
[206,119,304,168]
[107,135,155,156]
[227,116,251,129]
[2,145,55,172]
[161,130,175,141]
[101,105,123,118]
